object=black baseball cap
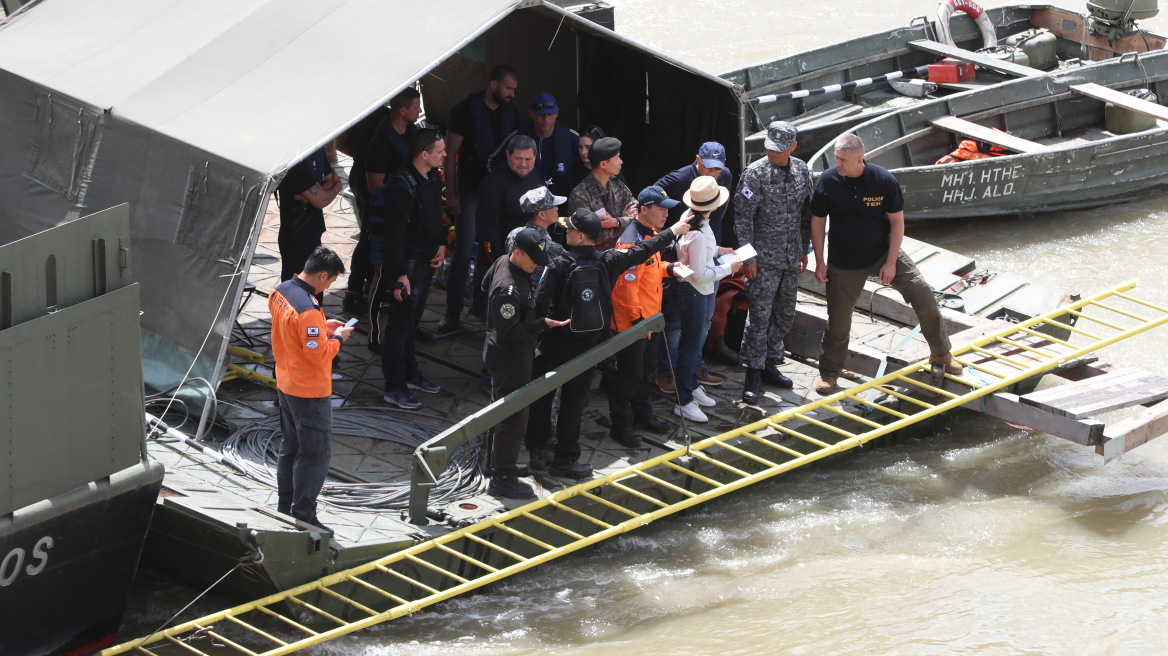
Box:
[513,227,551,266]
[558,208,603,240]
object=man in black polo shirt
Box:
[809,133,960,395]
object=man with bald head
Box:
[810,133,960,396]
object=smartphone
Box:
[344,317,359,328]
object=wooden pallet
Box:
[1020,367,1168,419]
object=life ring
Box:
[936,0,997,49]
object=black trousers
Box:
[486,352,534,472]
[278,204,324,282]
[525,332,599,465]
[607,328,659,431]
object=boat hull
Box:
[893,129,1168,220]
[721,5,1166,164]
[0,461,164,656]
[806,50,1168,221]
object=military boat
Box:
[806,49,1168,220]
[0,206,164,656]
[721,1,1165,162]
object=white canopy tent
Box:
[0,0,742,405]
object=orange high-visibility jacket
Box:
[269,277,341,398]
[610,221,672,332]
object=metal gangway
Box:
[104,280,1168,656]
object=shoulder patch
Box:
[500,303,517,319]
[307,326,320,337]
[741,186,754,199]
[306,340,319,349]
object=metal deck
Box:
[104,281,1168,655]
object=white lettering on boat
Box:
[0,536,53,586]
[939,164,1024,204]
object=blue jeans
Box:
[676,284,715,406]
[277,392,332,523]
[381,263,434,392]
[444,190,479,319]
[658,277,705,376]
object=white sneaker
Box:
[691,385,716,407]
[673,401,709,423]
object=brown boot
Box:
[933,354,964,376]
[814,376,837,396]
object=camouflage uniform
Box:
[733,154,812,369]
[568,173,634,251]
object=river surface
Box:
[123,1,1168,654]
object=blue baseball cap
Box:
[637,185,681,209]
[530,91,559,115]
[697,141,726,169]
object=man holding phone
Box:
[269,246,353,533]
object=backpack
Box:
[559,257,609,334]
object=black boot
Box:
[609,411,643,448]
[762,361,793,388]
[708,334,740,366]
[527,448,550,471]
[742,368,763,405]
[487,470,535,499]
[633,414,671,434]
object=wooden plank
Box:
[930,115,1047,154]
[960,391,1106,446]
[1020,368,1168,419]
[1056,361,1114,382]
[908,39,1043,78]
[1069,83,1168,121]
[887,366,1106,445]
[1097,397,1168,461]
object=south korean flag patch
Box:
[741,185,754,199]
[307,326,320,337]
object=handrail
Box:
[407,313,666,524]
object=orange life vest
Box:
[269,277,341,398]
[936,134,1011,165]
[610,222,672,332]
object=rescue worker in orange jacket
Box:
[605,186,682,447]
[268,246,353,533]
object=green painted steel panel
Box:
[0,204,144,516]
[0,284,146,516]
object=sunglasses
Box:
[532,102,557,111]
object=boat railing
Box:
[406,313,666,524]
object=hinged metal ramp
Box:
[104,280,1168,656]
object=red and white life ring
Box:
[936,0,997,49]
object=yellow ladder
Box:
[104,280,1168,656]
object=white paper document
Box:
[716,243,757,265]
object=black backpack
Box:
[559,257,609,334]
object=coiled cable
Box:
[220,407,486,510]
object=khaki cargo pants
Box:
[819,250,950,378]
